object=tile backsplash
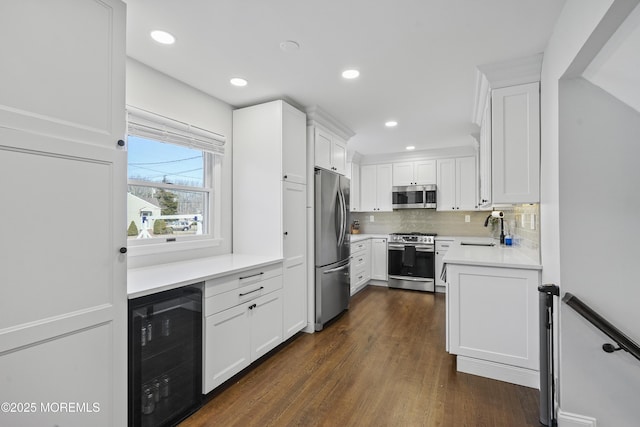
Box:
[351,204,540,255]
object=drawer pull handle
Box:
[248,304,257,310]
[239,286,264,297]
[239,272,264,280]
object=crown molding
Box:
[305,105,355,141]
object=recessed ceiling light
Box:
[385,121,398,127]
[150,30,175,45]
[342,69,360,79]
[406,146,415,151]
[280,40,300,53]
[230,77,248,87]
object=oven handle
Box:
[388,244,434,252]
[388,275,434,282]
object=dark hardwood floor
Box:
[182,286,541,427]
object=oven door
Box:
[388,243,435,292]
[392,186,425,209]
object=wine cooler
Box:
[128,284,203,427]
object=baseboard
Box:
[557,410,597,427]
[368,279,388,287]
[456,356,539,388]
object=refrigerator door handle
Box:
[337,187,346,247]
[322,260,351,274]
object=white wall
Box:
[541,1,640,425]
[126,58,233,267]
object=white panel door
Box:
[350,163,361,212]
[375,164,393,211]
[283,182,307,339]
[415,160,436,185]
[314,128,333,171]
[359,165,378,211]
[282,102,307,184]
[491,82,540,203]
[392,162,415,186]
[371,238,388,281]
[456,156,478,210]
[251,290,284,359]
[204,304,251,392]
[437,158,456,211]
[0,1,126,425]
[332,137,347,175]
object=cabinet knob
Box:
[284,231,288,236]
[284,175,288,179]
[119,247,127,254]
[117,139,125,147]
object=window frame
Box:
[125,107,224,256]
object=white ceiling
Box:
[124,0,565,156]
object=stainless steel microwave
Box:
[392,184,437,209]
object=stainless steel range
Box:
[388,232,436,292]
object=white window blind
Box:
[127,105,226,155]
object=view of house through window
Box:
[127,135,211,241]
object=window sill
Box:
[127,237,222,258]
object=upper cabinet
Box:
[313,127,347,175]
[351,162,361,212]
[360,164,393,212]
[474,54,542,205]
[392,160,436,186]
[491,82,540,204]
[437,157,478,211]
[306,106,354,177]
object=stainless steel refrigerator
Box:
[314,168,350,331]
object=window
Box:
[126,106,225,249]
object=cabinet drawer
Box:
[205,275,283,316]
[436,240,454,251]
[204,263,282,298]
[351,239,371,254]
[352,252,369,270]
[351,267,370,288]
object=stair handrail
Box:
[563,292,640,362]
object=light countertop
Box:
[350,233,389,242]
[127,254,283,299]
[443,238,541,270]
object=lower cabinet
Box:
[435,239,454,293]
[203,264,283,393]
[371,238,388,281]
[350,239,371,294]
[447,263,540,388]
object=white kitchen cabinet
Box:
[447,263,540,387]
[478,96,492,208]
[350,239,371,294]
[203,264,283,392]
[0,2,127,424]
[435,239,454,292]
[360,164,393,212]
[312,126,347,175]
[436,157,478,211]
[282,181,307,340]
[491,82,540,204]
[350,162,361,212]
[233,100,308,338]
[370,238,388,281]
[392,160,436,186]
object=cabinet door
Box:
[0,1,127,424]
[415,160,436,185]
[392,162,415,186]
[251,290,284,360]
[351,163,361,212]
[314,127,333,171]
[360,165,378,211]
[332,137,348,175]
[491,82,540,203]
[436,158,456,211]
[375,164,393,211]
[371,238,388,280]
[283,182,307,340]
[448,265,539,370]
[456,156,478,210]
[204,304,251,393]
[282,102,307,184]
[479,97,492,207]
